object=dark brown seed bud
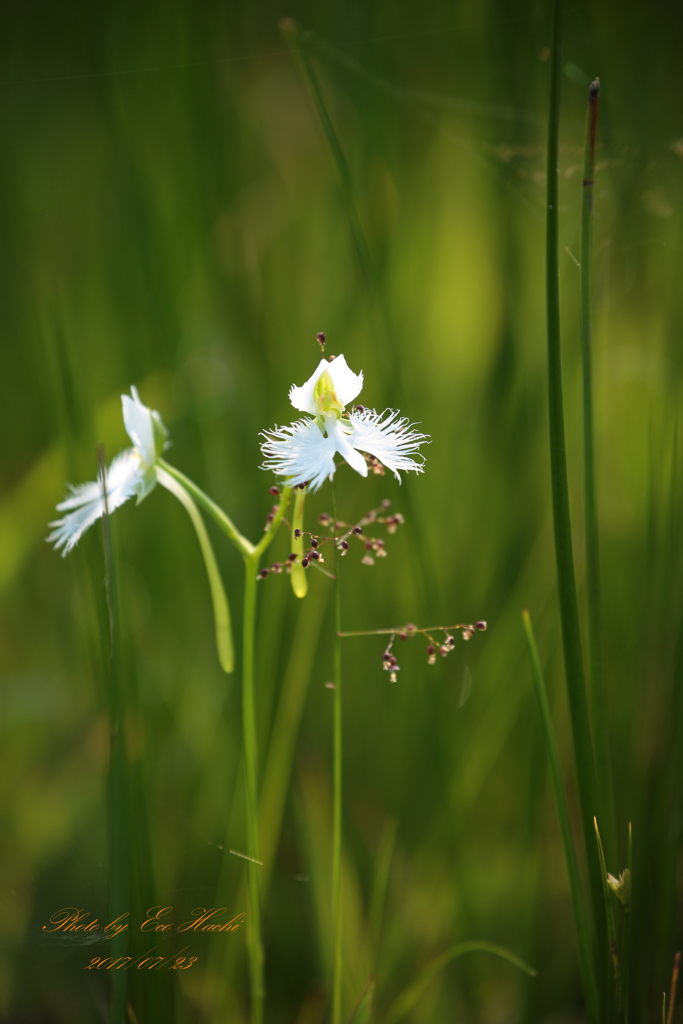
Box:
[311,550,321,560]
[399,632,407,640]
[294,528,302,537]
[476,621,487,631]
[355,404,365,413]
[341,540,349,550]
[446,635,455,646]
[383,652,392,661]
[258,569,269,579]
[365,541,373,550]
[319,513,331,525]
[317,332,326,345]
[426,645,434,656]
[310,537,319,548]
[269,486,280,495]
[266,513,274,523]
[288,553,298,562]
[271,563,281,573]
[301,557,309,568]
[352,526,362,535]
[297,482,306,489]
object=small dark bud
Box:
[317,331,326,346]
[352,526,362,535]
[258,569,269,579]
[301,557,309,568]
[589,78,600,101]
[294,528,302,538]
[446,635,455,646]
[266,513,274,523]
[381,499,391,508]
[311,550,320,560]
[476,621,487,631]
[269,486,280,495]
[319,513,331,525]
[383,652,392,662]
[288,553,298,562]
[340,540,349,550]
[271,562,282,573]
[399,632,407,640]
[355,404,365,413]
[426,645,434,655]
[297,482,306,490]
[310,537,319,548]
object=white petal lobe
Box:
[288,359,330,414]
[122,391,156,466]
[325,355,363,408]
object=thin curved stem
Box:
[157,458,254,556]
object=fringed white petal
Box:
[260,418,337,492]
[47,449,145,555]
[347,409,429,481]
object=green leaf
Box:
[156,467,234,673]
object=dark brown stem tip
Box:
[589,78,600,101]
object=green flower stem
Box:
[157,458,254,556]
[157,458,292,1024]
[580,79,617,866]
[156,468,235,673]
[242,549,263,1024]
[522,610,599,1024]
[331,481,344,1024]
[544,0,606,967]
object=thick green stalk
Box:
[580,79,617,864]
[331,482,344,1024]
[242,551,264,1024]
[544,0,605,961]
[523,611,599,1024]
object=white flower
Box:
[260,355,428,492]
[48,387,168,555]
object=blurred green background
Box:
[1,0,682,1020]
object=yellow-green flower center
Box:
[313,369,344,418]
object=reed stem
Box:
[523,610,599,1024]
[580,78,617,865]
[544,0,606,966]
